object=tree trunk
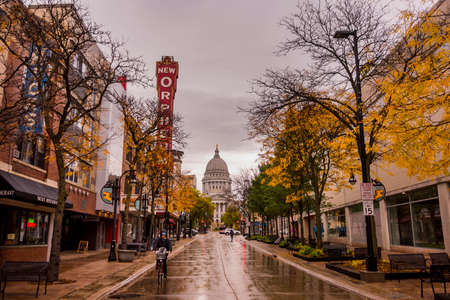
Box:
[136,206,142,243]
[306,201,312,244]
[48,148,68,281]
[149,187,157,241]
[314,196,322,249]
[299,211,305,243]
[121,190,131,247]
[275,216,279,238]
[288,210,292,240]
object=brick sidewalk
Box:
[243,238,435,300]
[1,237,196,300]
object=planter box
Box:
[293,252,355,262]
[118,249,135,262]
[326,262,361,280]
[326,262,426,281]
[360,270,385,282]
[385,271,428,280]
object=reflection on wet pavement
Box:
[109,234,364,300]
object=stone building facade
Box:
[202,145,233,225]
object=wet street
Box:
[109,233,364,300]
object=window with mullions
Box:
[0,206,50,246]
[65,160,92,189]
[387,185,443,249]
[15,135,46,169]
[327,208,346,237]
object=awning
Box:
[0,170,73,208]
[155,211,178,220]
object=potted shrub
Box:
[118,248,136,262]
[279,240,289,248]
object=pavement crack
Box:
[216,238,239,300]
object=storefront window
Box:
[0,206,50,246]
[327,208,346,237]
[388,204,413,246]
[387,185,443,249]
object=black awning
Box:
[0,170,73,208]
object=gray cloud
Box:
[81,0,416,189]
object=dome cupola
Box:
[204,144,229,175]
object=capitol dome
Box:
[202,145,233,224]
[204,145,229,176]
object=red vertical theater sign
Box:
[156,56,179,151]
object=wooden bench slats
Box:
[1,261,48,299]
[388,254,427,271]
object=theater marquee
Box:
[156,56,179,151]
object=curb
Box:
[243,240,387,300]
[88,237,197,300]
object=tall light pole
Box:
[104,169,137,262]
[333,29,377,272]
[244,179,250,238]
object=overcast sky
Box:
[81,0,415,190]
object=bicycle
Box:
[155,247,168,286]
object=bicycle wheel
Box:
[157,262,163,286]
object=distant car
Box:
[224,228,240,235]
[219,229,226,234]
[183,228,198,236]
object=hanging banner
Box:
[20,44,50,134]
[156,56,179,151]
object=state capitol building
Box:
[202,145,233,225]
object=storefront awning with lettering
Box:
[0,170,73,208]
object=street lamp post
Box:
[243,179,251,238]
[333,29,377,272]
[105,169,137,262]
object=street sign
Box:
[360,182,374,201]
[100,186,113,205]
[363,200,374,216]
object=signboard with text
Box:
[156,56,179,151]
[361,183,374,216]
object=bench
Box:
[388,254,427,273]
[126,243,147,255]
[324,243,346,257]
[388,254,427,297]
[430,253,450,266]
[0,261,48,300]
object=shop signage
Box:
[373,184,386,201]
[20,43,50,134]
[27,217,36,228]
[36,196,57,206]
[156,56,179,151]
[0,190,14,196]
[100,186,113,205]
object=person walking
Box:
[230,229,234,242]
